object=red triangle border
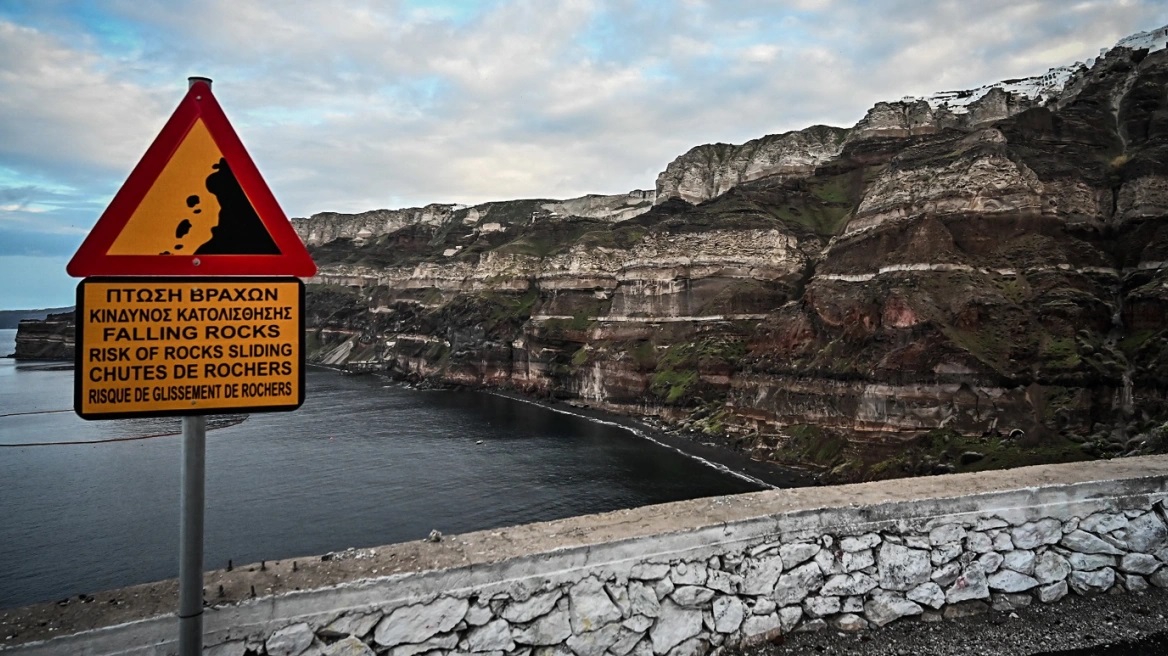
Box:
[67,80,317,277]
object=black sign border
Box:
[74,276,306,420]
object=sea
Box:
[0,328,768,608]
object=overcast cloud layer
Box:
[1,0,1166,309]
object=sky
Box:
[1,0,1166,310]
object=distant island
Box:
[0,306,75,329]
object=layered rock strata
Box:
[298,33,1168,481]
[653,61,1088,207]
[654,126,849,205]
[12,312,75,360]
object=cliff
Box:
[651,62,1086,207]
[293,191,656,247]
[654,126,850,205]
[13,312,75,360]
[296,29,1168,482]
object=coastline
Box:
[329,364,817,490]
[482,387,816,489]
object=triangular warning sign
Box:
[67,79,317,277]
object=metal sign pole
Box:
[178,414,206,656]
[177,75,211,656]
[65,72,312,652]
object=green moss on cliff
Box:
[863,429,1087,481]
[810,177,848,204]
[651,369,698,403]
[305,284,366,328]
[774,424,848,468]
[1039,335,1081,370]
[760,167,879,238]
[941,320,1017,375]
[486,289,539,326]
[1119,329,1158,355]
[476,199,555,225]
[578,224,648,250]
[630,341,657,370]
[495,217,610,257]
[692,406,730,436]
[648,338,743,404]
[571,347,590,367]
[423,341,450,364]
[541,315,596,341]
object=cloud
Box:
[0,22,171,182]
[0,0,1166,308]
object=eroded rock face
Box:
[652,55,1088,209]
[845,131,1047,235]
[654,125,849,205]
[848,85,1047,143]
[300,43,1168,482]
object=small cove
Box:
[0,330,777,608]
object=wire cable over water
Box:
[0,409,74,418]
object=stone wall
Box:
[3,456,1167,656]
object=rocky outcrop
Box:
[651,61,1088,207]
[654,126,849,205]
[539,191,656,222]
[295,204,459,246]
[297,29,1168,482]
[13,312,75,360]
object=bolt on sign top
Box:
[67,78,317,277]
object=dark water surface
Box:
[0,330,760,608]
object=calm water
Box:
[0,328,761,608]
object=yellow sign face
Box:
[108,120,222,255]
[75,277,304,419]
[105,118,279,257]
